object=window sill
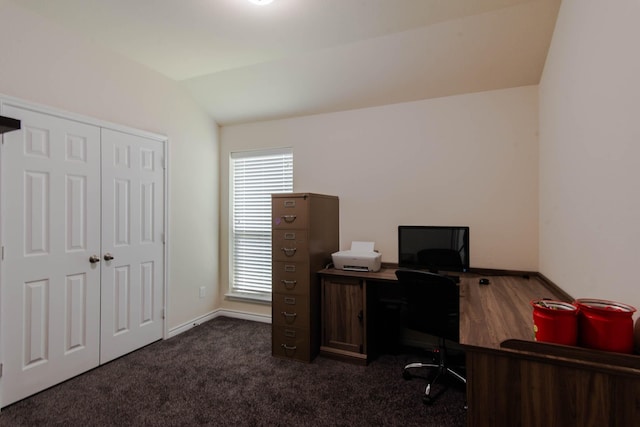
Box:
[225,292,272,305]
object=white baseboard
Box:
[214,308,272,324]
[167,308,271,338]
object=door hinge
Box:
[0,363,3,377]
[161,309,166,320]
[1,246,4,260]
[161,233,165,244]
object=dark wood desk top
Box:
[318,268,568,350]
[318,267,398,282]
[458,274,567,349]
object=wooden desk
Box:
[318,268,562,360]
[318,268,640,426]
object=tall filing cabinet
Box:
[271,193,339,362]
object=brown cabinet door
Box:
[322,277,364,354]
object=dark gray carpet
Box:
[0,317,466,426]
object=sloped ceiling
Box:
[11,0,561,125]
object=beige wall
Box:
[220,86,539,314]
[0,1,220,330]
[539,0,640,327]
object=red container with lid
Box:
[574,298,636,354]
[531,299,579,346]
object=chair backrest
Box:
[395,269,460,342]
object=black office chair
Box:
[395,269,466,404]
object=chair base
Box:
[403,350,466,404]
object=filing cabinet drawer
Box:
[273,293,310,328]
[272,229,309,262]
[272,197,309,229]
[273,261,310,295]
[272,325,310,362]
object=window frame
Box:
[226,147,293,303]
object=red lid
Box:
[531,299,578,312]
[574,298,636,315]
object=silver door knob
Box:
[89,255,100,264]
[104,253,114,261]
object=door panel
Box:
[321,277,364,354]
[1,106,101,406]
[99,128,164,363]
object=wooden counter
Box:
[319,268,567,352]
[318,267,640,426]
[459,273,565,349]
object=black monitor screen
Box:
[398,226,469,272]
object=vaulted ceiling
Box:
[12,0,561,125]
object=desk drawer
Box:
[273,262,309,295]
[272,325,310,362]
[273,293,310,327]
[273,196,309,229]
[272,230,309,262]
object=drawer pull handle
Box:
[282,215,297,223]
[284,297,296,305]
[281,279,297,289]
[281,247,297,257]
[281,311,297,323]
[281,344,297,355]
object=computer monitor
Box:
[398,225,470,273]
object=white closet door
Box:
[99,128,164,363]
[1,106,101,406]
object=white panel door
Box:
[1,106,101,406]
[99,128,164,363]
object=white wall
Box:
[0,1,220,330]
[221,86,539,314]
[539,0,640,331]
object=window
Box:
[229,148,293,301]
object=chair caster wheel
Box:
[421,384,434,404]
[402,370,412,380]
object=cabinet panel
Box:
[466,347,640,427]
[272,325,310,361]
[272,292,310,328]
[272,196,309,229]
[272,229,309,263]
[321,276,365,356]
[272,261,309,295]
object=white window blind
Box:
[230,148,293,298]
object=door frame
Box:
[0,94,170,407]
